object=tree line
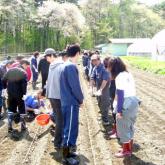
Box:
[0,0,164,54]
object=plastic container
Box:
[35,114,50,126]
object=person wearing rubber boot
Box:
[46,48,64,150]
[31,51,39,90]
[108,57,139,158]
[2,60,29,133]
[60,44,84,165]
[90,54,111,126]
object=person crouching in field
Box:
[2,60,29,133]
[24,90,45,122]
[108,57,139,158]
[60,44,84,164]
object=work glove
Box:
[94,89,102,96]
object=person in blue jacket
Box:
[25,90,45,119]
[31,51,39,90]
[90,54,111,126]
[60,44,84,164]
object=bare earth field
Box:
[0,67,164,165]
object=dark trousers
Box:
[41,74,48,89]
[109,80,116,122]
[41,74,47,96]
[7,95,26,129]
[0,90,2,114]
[8,95,25,114]
[50,99,63,148]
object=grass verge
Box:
[121,56,165,75]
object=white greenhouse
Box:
[127,39,153,57]
[152,29,165,61]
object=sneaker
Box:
[102,121,110,126]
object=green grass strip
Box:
[121,56,165,75]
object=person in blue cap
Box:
[60,44,84,165]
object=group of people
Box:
[82,51,140,158]
[0,44,83,165]
[0,44,140,164]
[45,45,83,165]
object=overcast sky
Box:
[79,0,164,6]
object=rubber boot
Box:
[108,124,116,135]
[119,139,133,152]
[108,124,117,139]
[115,142,132,158]
[20,115,27,132]
[8,111,14,133]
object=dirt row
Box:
[0,67,164,165]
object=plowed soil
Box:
[0,66,164,165]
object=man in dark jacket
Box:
[38,55,50,94]
[2,60,30,133]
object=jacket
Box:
[38,57,50,77]
[46,60,63,99]
[60,61,84,106]
[2,67,27,98]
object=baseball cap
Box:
[44,48,56,55]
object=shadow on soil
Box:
[123,155,157,165]
[50,151,90,165]
[37,127,50,139]
[9,129,34,142]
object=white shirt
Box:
[116,71,136,98]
